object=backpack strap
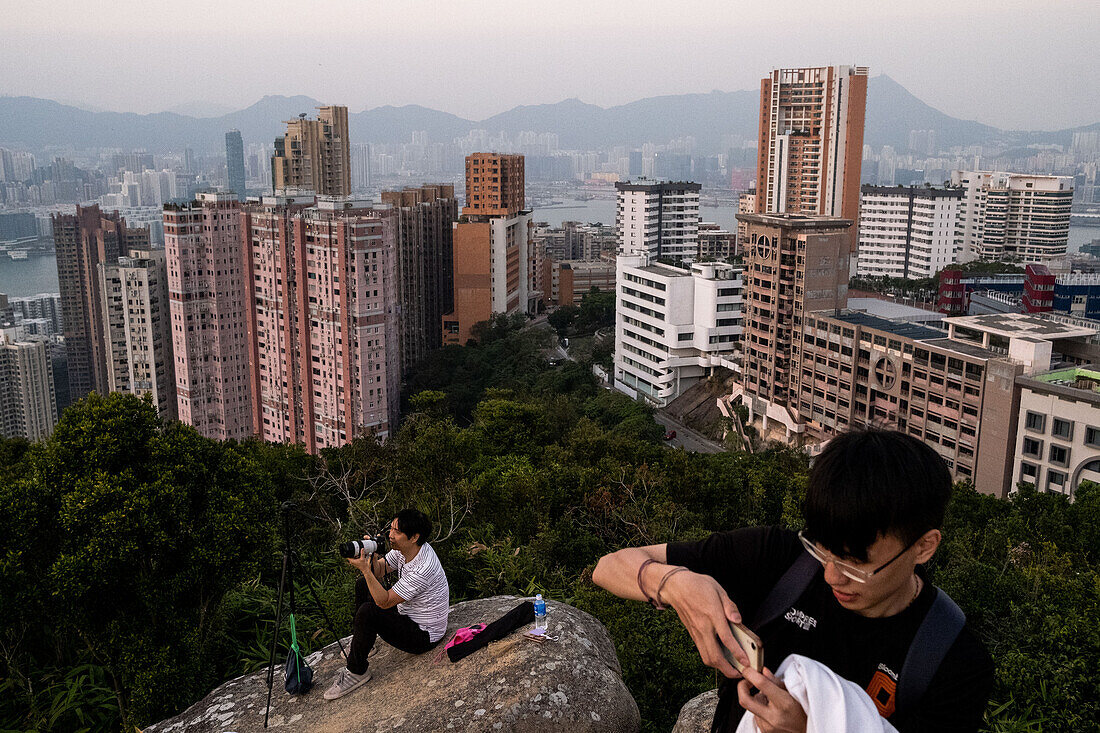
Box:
[746,552,965,719]
[895,587,966,714]
[711,554,818,733]
[751,552,820,629]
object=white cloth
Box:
[736,654,899,733]
[384,543,450,642]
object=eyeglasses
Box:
[797,530,918,584]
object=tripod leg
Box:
[264,552,289,729]
[300,565,349,662]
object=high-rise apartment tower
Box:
[464,153,524,217]
[164,192,253,440]
[241,196,400,451]
[52,205,149,401]
[442,154,535,344]
[381,185,458,375]
[271,106,351,196]
[98,247,177,419]
[615,179,701,260]
[756,66,868,241]
[0,328,56,440]
[738,212,852,440]
[950,170,1073,265]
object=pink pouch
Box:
[445,624,486,650]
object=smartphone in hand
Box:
[720,622,764,675]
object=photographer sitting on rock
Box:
[325,509,450,700]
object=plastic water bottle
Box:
[533,594,547,632]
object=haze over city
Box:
[2,0,1098,130]
[4,1,1100,731]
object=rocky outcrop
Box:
[145,596,640,733]
[671,689,718,733]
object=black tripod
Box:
[263,502,348,728]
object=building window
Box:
[1022,437,1042,458]
[1024,411,1046,433]
[1086,425,1100,447]
[1049,444,1070,467]
[1020,462,1039,485]
[1052,418,1073,440]
[1046,470,1067,492]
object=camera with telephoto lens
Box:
[338,532,387,559]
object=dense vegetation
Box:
[1,315,1098,732]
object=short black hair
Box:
[802,428,952,563]
[394,508,432,546]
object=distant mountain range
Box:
[1,76,1097,157]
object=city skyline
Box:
[1,0,1097,130]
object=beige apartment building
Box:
[737,191,756,251]
[98,247,177,420]
[795,311,1022,496]
[0,328,56,440]
[790,311,1100,497]
[272,106,351,197]
[698,223,737,260]
[738,212,852,438]
[950,170,1073,265]
[443,154,535,345]
[1014,366,1100,498]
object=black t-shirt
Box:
[666,526,994,733]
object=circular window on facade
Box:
[756,236,771,260]
[873,356,897,390]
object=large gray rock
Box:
[671,689,718,733]
[145,596,639,732]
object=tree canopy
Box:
[1,319,1097,732]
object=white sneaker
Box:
[323,668,371,700]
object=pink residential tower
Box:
[164,192,254,440]
[241,195,400,452]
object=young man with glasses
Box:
[593,429,993,733]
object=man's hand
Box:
[347,549,373,575]
[662,570,749,679]
[737,667,807,733]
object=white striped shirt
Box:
[385,543,450,642]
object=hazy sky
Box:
[2,0,1097,130]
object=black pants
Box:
[346,575,435,675]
